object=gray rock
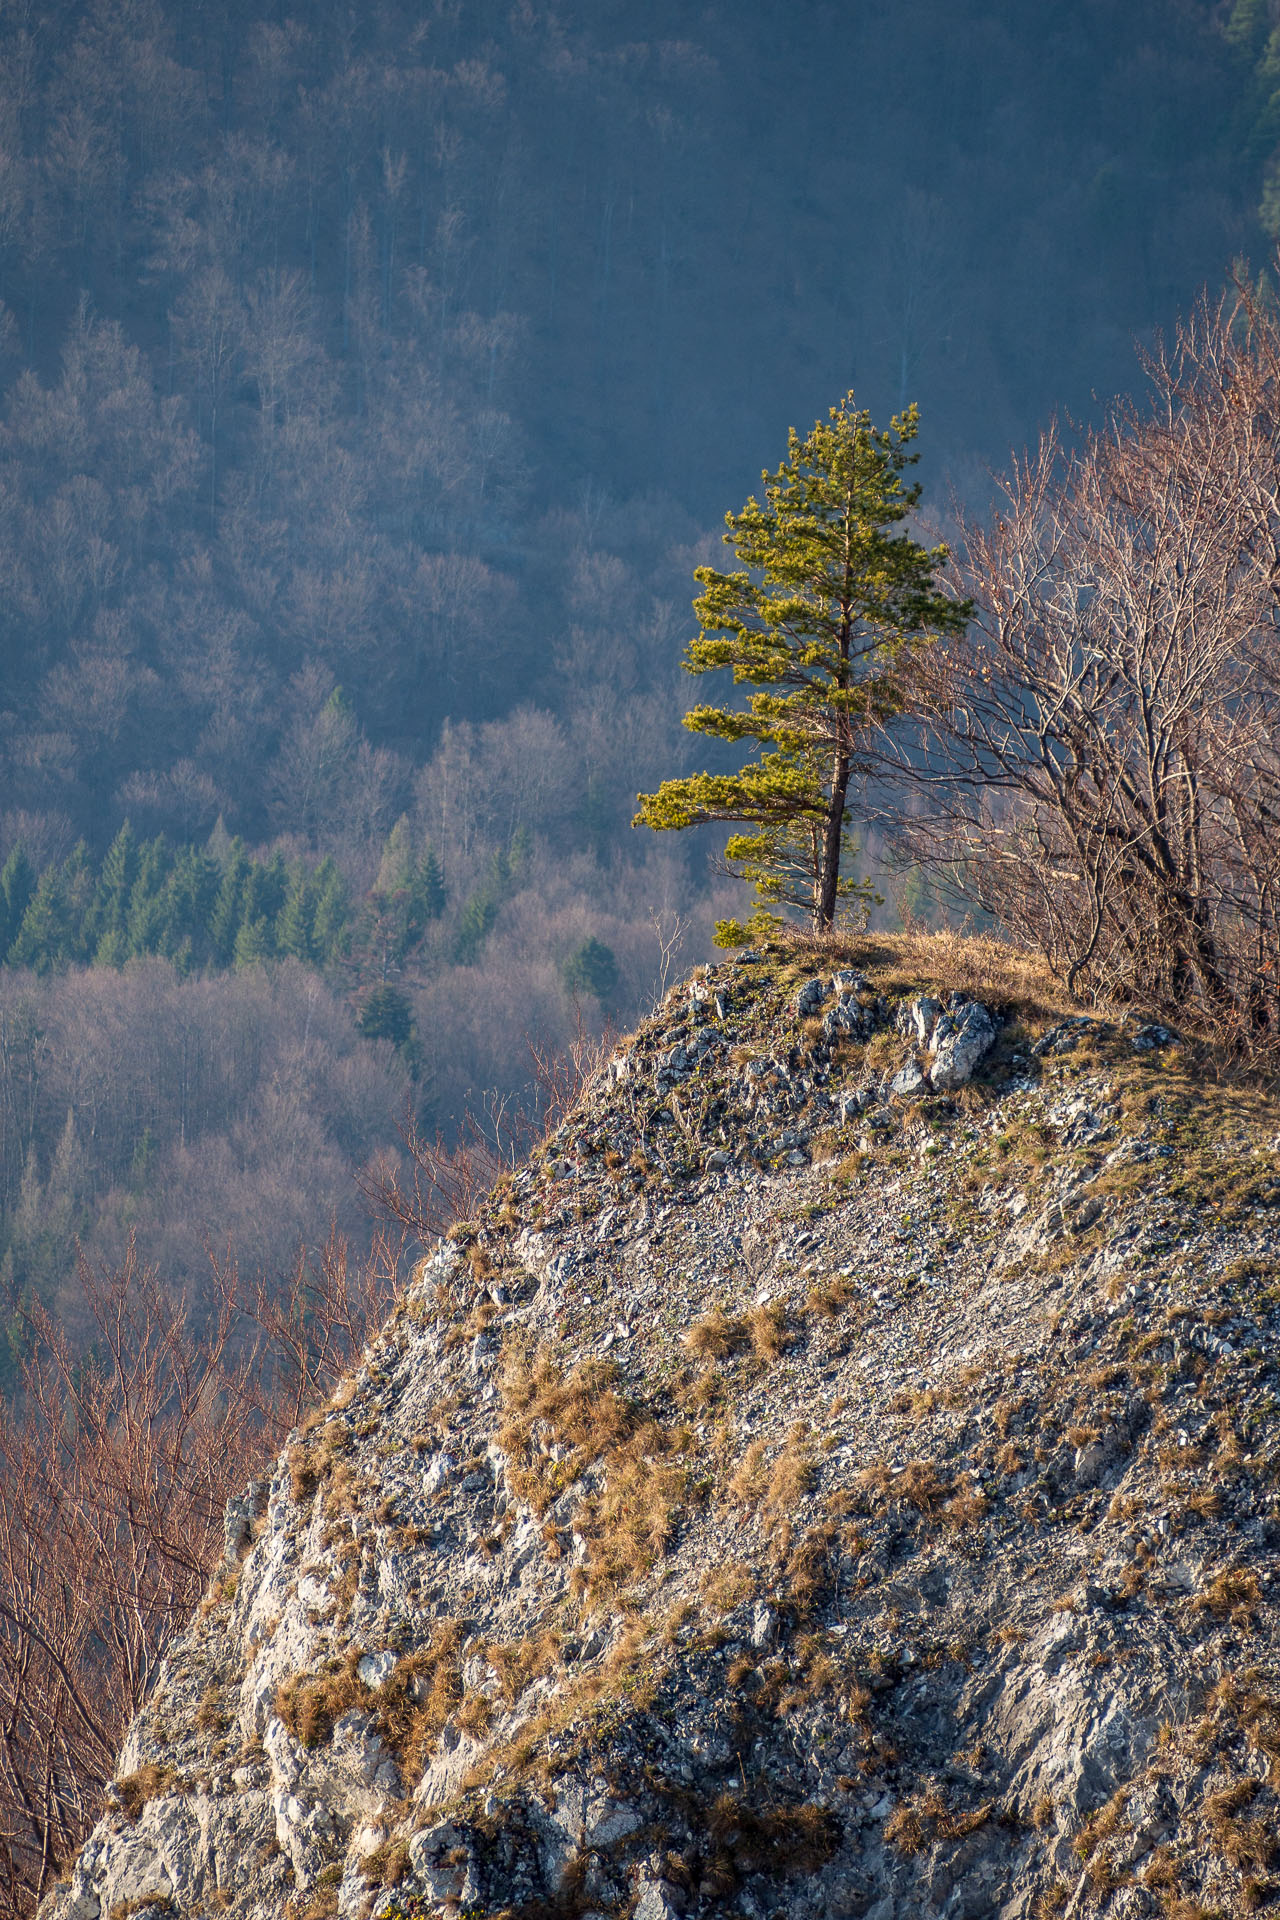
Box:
[633,1878,684,1920]
[929,1001,996,1089]
[910,995,942,1046]
[1032,1016,1095,1056]
[40,953,1278,1920]
[795,977,830,1016]
[355,1649,398,1690]
[890,1054,928,1098]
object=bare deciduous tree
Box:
[0,1231,400,1916]
[884,278,1280,1052]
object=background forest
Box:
[0,0,1273,1349]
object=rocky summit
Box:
[41,935,1280,1920]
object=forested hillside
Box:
[0,0,1264,1332]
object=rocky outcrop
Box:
[41,939,1280,1920]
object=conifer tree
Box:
[374,815,417,897]
[58,844,95,964]
[636,393,966,934]
[562,935,619,1002]
[357,983,415,1050]
[0,846,34,958]
[407,845,446,933]
[159,848,218,965]
[209,842,249,964]
[7,870,69,973]
[86,821,137,953]
[276,866,318,962]
[233,915,272,968]
[311,859,350,962]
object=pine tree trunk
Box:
[817,753,851,930]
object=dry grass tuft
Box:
[498,1346,639,1513]
[572,1457,689,1602]
[784,926,1069,1024]
[114,1762,180,1821]
[481,1630,563,1705]
[701,1560,755,1612]
[764,1430,818,1530]
[275,1656,368,1749]
[747,1301,791,1361]
[804,1275,854,1318]
[685,1309,750,1361]
[361,1836,412,1887]
[1193,1565,1261,1627]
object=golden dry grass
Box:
[684,1309,749,1361]
[778,926,1071,1022]
[113,1762,179,1821]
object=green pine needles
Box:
[636,392,966,938]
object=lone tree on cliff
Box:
[635,392,965,936]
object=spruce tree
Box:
[562,936,619,1002]
[125,838,172,957]
[406,845,446,938]
[209,843,249,964]
[374,815,416,897]
[357,983,415,1050]
[59,844,95,963]
[86,821,137,952]
[276,866,318,962]
[311,859,350,963]
[233,915,272,968]
[160,848,218,963]
[635,393,966,934]
[0,846,34,958]
[7,870,69,973]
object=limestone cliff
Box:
[42,937,1280,1920]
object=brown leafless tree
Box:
[883,276,1280,1052]
[0,1231,400,1917]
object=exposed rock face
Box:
[41,942,1280,1920]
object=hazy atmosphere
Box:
[10,5,1280,1915]
[0,0,1268,1334]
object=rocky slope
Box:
[41,934,1280,1920]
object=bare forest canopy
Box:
[0,0,1271,1344]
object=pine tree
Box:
[635,393,966,934]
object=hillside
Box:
[42,935,1280,1920]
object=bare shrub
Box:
[0,1233,398,1916]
